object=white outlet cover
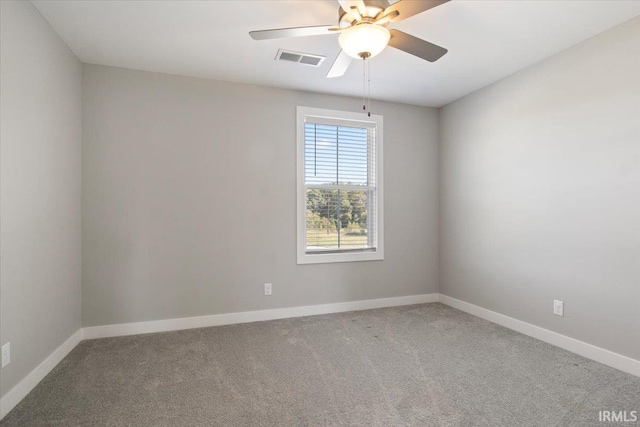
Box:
[264,283,272,296]
[1,342,10,368]
[553,300,564,317]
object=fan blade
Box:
[338,0,366,21]
[250,25,335,40]
[327,50,352,78]
[349,6,363,22]
[388,30,447,62]
[383,0,450,23]
[372,10,399,25]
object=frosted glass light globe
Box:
[339,23,390,59]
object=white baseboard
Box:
[0,329,82,419]
[438,294,640,378]
[83,293,439,340]
[3,292,637,421]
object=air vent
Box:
[275,49,325,67]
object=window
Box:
[297,106,383,264]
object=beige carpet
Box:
[1,303,638,426]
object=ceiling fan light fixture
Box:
[338,23,390,59]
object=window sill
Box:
[297,250,384,265]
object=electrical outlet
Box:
[2,342,10,368]
[264,283,272,296]
[553,300,564,317]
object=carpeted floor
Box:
[1,303,638,426]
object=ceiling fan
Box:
[249,0,450,78]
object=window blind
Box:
[303,120,377,253]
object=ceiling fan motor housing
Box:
[338,0,389,27]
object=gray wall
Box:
[82,65,439,327]
[0,1,82,396]
[439,17,640,360]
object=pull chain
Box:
[367,59,371,117]
[362,58,367,114]
[362,57,372,117]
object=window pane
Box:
[305,123,369,186]
[305,189,371,251]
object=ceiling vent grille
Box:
[275,49,326,67]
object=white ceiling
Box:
[33,0,640,107]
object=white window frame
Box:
[296,106,384,264]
